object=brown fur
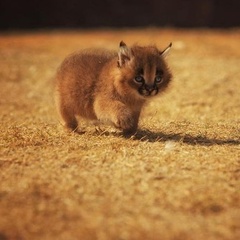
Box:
[55,41,172,134]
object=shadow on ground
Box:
[95,129,240,146]
[136,130,240,146]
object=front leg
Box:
[94,99,140,135]
[114,108,140,135]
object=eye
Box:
[155,75,163,84]
[135,76,144,83]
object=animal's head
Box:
[117,41,172,99]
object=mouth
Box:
[138,87,158,97]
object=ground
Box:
[0,28,239,240]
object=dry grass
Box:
[0,28,240,240]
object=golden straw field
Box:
[0,28,240,240]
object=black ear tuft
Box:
[120,41,127,47]
[160,42,172,57]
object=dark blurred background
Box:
[0,0,239,30]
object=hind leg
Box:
[55,91,78,131]
[55,88,84,133]
[59,105,78,132]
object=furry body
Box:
[55,42,172,134]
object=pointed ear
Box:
[160,42,172,57]
[118,41,133,67]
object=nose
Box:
[145,84,155,91]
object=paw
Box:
[115,111,138,135]
[64,121,78,132]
